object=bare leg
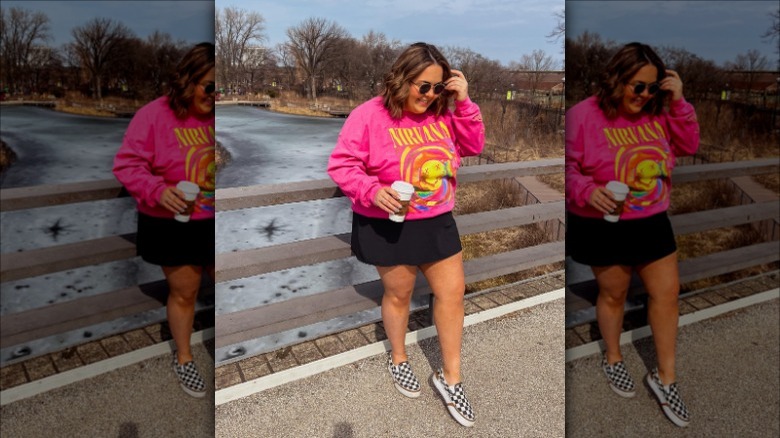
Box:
[593,264,633,364]
[420,252,466,385]
[162,265,203,365]
[637,252,680,385]
[377,264,418,365]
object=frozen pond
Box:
[0,105,167,365]
[215,105,384,364]
[216,105,344,187]
[1,103,379,365]
[0,105,130,188]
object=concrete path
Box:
[566,298,779,437]
[215,299,566,438]
[1,295,776,438]
[0,341,215,438]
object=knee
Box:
[168,287,199,306]
[434,286,465,307]
[599,288,628,307]
[384,289,413,307]
[648,286,680,306]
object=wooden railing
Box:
[0,183,214,367]
[213,159,566,365]
[565,158,780,328]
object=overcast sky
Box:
[567,1,779,68]
[219,0,565,67]
[2,1,214,46]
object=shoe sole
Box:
[179,382,207,398]
[431,373,475,428]
[387,363,420,399]
[645,374,689,427]
[602,367,635,398]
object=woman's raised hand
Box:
[446,69,469,102]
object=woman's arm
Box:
[565,115,598,209]
[662,70,699,157]
[450,97,485,157]
[666,98,700,157]
[327,112,383,209]
[112,113,168,209]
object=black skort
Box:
[351,211,462,267]
[136,212,215,267]
[566,211,677,267]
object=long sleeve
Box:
[450,97,485,157]
[327,111,382,209]
[666,98,700,157]
[565,109,597,209]
[112,111,167,209]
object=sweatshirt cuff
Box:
[454,97,475,113]
[364,183,382,209]
[668,97,689,114]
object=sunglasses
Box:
[629,82,660,95]
[201,82,216,94]
[411,81,446,95]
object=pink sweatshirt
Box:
[113,96,215,220]
[328,96,485,220]
[565,96,699,220]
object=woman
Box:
[327,42,484,427]
[565,42,699,427]
[113,42,215,398]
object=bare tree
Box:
[565,32,617,103]
[762,7,780,70]
[0,6,51,93]
[546,8,565,54]
[286,17,348,100]
[727,49,769,100]
[70,18,134,100]
[275,42,298,90]
[144,31,186,96]
[515,49,556,99]
[361,31,401,97]
[215,7,265,91]
[658,46,724,101]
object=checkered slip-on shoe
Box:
[431,368,475,427]
[646,368,690,427]
[387,357,421,398]
[172,355,206,398]
[601,356,636,398]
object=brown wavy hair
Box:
[597,42,668,119]
[381,42,453,119]
[167,42,215,119]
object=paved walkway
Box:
[1,288,776,438]
[0,341,215,438]
[566,297,779,437]
[215,298,566,438]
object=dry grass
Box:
[479,100,564,162]
[454,179,564,291]
[0,139,17,174]
[669,180,736,215]
[54,103,117,117]
[215,141,231,172]
[677,225,779,291]
[696,100,779,158]
[455,179,522,214]
[753,174,780,196]
[263,91,354,118]
[268,104,334,118]
[537,173,565,194]
[669,100,778,289]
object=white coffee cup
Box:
[603,181,629,223]
[174,181,200,223]
[388,181,415,223]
